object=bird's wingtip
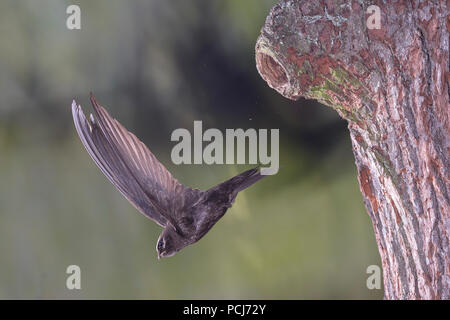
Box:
[89,92,96,102]
[71,100,80,118]
[89,92,102,111]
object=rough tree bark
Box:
[255,0,449,299]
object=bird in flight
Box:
[71,94,267,259]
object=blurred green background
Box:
[0,0,382,299]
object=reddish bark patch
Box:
[315,56,337,76]
[355,135,364,143]
[287,47,307,68]
[359,166,379,213]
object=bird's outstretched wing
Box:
[72,94,202,228]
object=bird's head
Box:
[156,225,184,259]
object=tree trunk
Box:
[255,0,449,299]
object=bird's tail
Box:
[233,167,266,194]
[211,166,267,197]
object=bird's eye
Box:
[157,241,164,251]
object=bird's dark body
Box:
[159,168,264,252]
[72,94,267,258]
[189,188,233,241]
